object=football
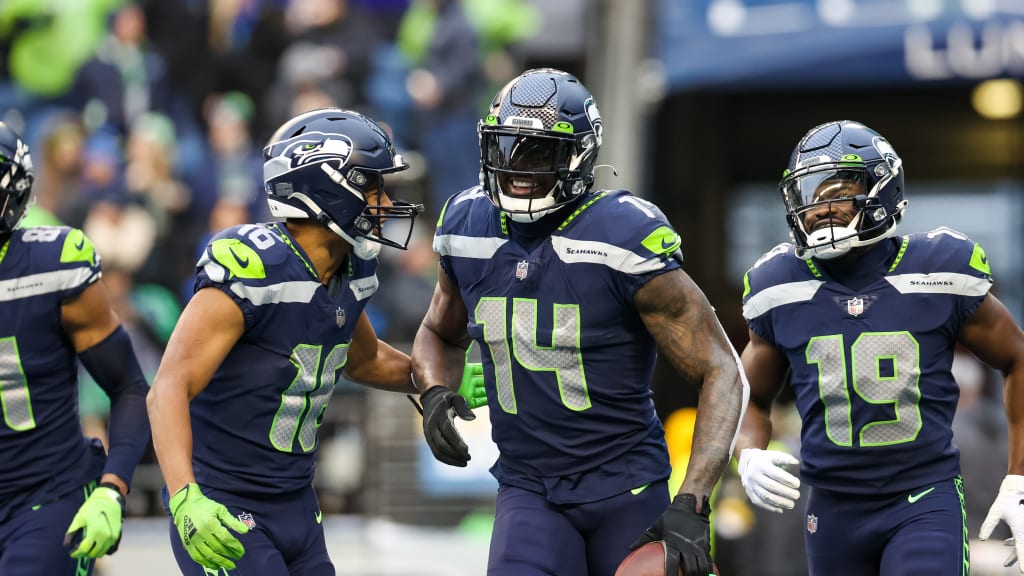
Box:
[614,542,719,576]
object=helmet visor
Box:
[782,168,866,213]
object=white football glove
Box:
[980,475,1024,572]
[738,448,801,514]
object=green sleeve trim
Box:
[436,194,456,228]
[969,242,991,275]
[742,270,751,299]
[210,238,267,280]
[887,235,910,273]
[640,226,681,255]
[60,229,96,265]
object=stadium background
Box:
[2,0,1023,573]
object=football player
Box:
[0,121,150,573]
[411,68,748,576]
[147,108,478,574]
[734,120,1024,574]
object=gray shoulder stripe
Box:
[434,234,507,258]
[0,268,97,302]
[742,280,825,320]
[550,236,666,274]
[230,280,320,306]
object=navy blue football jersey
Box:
[742,228,993,494]
[0,227,106,513]
[436,187,684,504]
[190,222,378,495]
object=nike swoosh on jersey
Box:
[907,487,936,503]
[229,246,250,267]
[315,509,323,524]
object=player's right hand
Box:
[457,362,487,409]
[169,483,250,570]
[738,447,801,513]
[420,385,475,467]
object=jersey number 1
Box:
[0,338,35,431]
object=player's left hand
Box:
[420,385,475,467]
[457,362,487,409]
[631,493,714,576]
[64,483,125,559]
[981,475,1024,572]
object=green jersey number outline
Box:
[269,343,349,452]
[0,337,36,432]
[806,331,922,447]
[475,297,591,414]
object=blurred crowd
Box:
[0,0,554,350]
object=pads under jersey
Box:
[742,228,993,494]
[190,222,378,495]
[0,227,105,511]
[436,187,683,504]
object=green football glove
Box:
[169,483,249,570]
[456,343,487,409]
[458,362,487,409]
[64,483,125,559]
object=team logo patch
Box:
[515,260,529,281]
[807,513,818,534]
[847,297,864,317]
[336,307,346,328]
[238,512,256,530]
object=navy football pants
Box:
[487,480,669,576]
[169,485,332,575]
[804,476,969,576]
[0,484,93,575]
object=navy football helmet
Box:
[780,120,907,260]
[0,122,34,242]
[263,108,423,259]
[479,68,603,222]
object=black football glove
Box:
[417,386,475,467]
[631,494,713,576]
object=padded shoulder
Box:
[196,223,295,286]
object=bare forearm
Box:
[1005,373,1024,475]
[411,322,468,392]
[147,387,196,495]
[679,363,745,500]
[344,340,416,394]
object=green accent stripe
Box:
[956,475,970,575]
[557,191,607,231]
[272,223,318,281]
[805,258,822,278]
[0,237,9,267]
[742,270,752,299]
[437,194,456,228]
[888,235,910,273]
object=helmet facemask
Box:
[478,69,602,223]
[0,133,34,242]
[480,127,597,223]
[263,121,423,259]
[782,142,906,261]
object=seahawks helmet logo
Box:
[279,132,353,168]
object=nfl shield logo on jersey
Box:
[807,513,818,534]
[515,260,530,281]
[237,512,256,529]
[847,297,864,317]
[336,307,346,328]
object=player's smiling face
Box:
[802,178,860,231]
[495,137,559,199]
